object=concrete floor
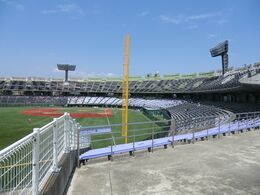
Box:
[67,131,260,195]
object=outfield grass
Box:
[0,106,164,150]
[69,107,162,148]
[0,107,53,149]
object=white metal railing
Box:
[79,111,260,163]
[0,113,87,195]
[1,111,260,194]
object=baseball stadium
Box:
[1,49,260,194]
[1,1,260,195]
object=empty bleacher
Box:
[167,103,233,132]
[1,63,259,94]
[0,96,68,106]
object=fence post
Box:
[110,138,113,161]
[218,117,221,138]
[64,113,70,153]
[192,129,195,144]
[77,123,81,168]
[228,120,231,136]
[73,119,77,150]
[237,114,240,133]
[171,119,175,148]
[253,112,257,131]
[246,113,249,130]
[152,122,154,152]
[133,129,135,156]
[32,128,40,195]
[69,120,74,150]
[191,118,195,144]
[52,118,60,172]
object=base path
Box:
[21,108,113,118]
[68,131,260,195]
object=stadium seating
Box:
[80,116,260,161]
[67,96,185,109]
[202,101,260,113]
[0,63,259,94]
[167,103,233,132]
[0,96,68,106]
[65,96,233,132]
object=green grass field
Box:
[0,106,165,150]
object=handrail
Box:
[0,113,80,195]
[0,132,35,157]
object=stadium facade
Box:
[0,62,260,105]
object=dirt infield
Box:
[21,108,113,118]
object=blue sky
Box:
[0,0,260,78]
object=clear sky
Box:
[0,0,260,78]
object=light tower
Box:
[210,40,229,75]
[122,34,130,144]
[57,64,76,82]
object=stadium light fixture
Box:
[57,64,76,82]
[210,40,229,75]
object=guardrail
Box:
[0,113,84,195]
[79,111,260,162]
[79,113,230,150]
[1,111,260,194]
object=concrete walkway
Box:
[67,131,260,195]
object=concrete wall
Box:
[40,150,78,195]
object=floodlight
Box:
[57,64,76,82]
[210,40,229,75]
[57,64,76,71]
[210,40,228,57]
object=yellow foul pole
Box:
[122,34,130,144]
